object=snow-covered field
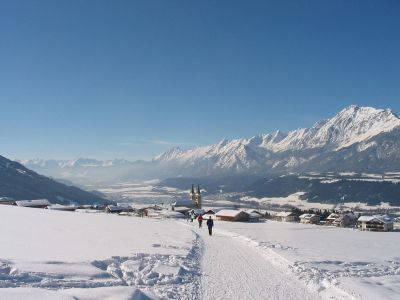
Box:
[0,205,200,299]
[95,181,187,204]
[241,192,336,210]
[1,205,399,299]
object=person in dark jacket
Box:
[206,216,214,236]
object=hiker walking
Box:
[197,214,203,228]
[206,216,214,236]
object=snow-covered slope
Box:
[0,155,111,205]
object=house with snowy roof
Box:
[325,213,340,225]
[332,212,358,228]
[248,212,262,222]
[15,199,51,208]
[357,215,394,232]
[105,205,132,214]
[275,211,298,222]
[244,209,263,222]
[299,213,320,224]
[46,204,77,211]
[115,203,135,212]
[216,210,249,222]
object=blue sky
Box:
[1,0,400,160]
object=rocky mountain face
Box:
[20,105,400,184]
[0,155,112,205]
[153,105,400,175]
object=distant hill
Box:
[246,173,400,206]
[0,155,112,205]
[159,173,400,206]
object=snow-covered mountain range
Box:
[153,105,400,174]
[19,105,400,184]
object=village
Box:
[1,184,399,233]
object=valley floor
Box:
[0,205,399,299]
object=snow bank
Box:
[0,205,201,299]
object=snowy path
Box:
[196,226,320,300]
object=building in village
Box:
[202,210,217,220]
[248,212,261,222]
[357,215,394,232]
[326,212,358,227]
[194,208,206,216]
[216,210,250,222]
[245,209,263,222]
[332,212,358,227]
[46,204,77,211]
[325,213,340,225]
[172,185,202,212]
[15,199,51,208]
[275,211,298,222]
[105,205,132,214]
[299,213,320,224]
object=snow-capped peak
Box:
[153,105,400,169]
[313,105,400,150]
[154,147,183,161]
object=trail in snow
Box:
[194,225,320,300]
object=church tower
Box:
[195,185,202,208]
[189,184,202,208]
[190,185,196,205]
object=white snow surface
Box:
[0,205,200,299]
[1,205,400,299]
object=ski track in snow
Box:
[201,234,318,299]
[176,222,326,300]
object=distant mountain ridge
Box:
[19,105,400,184]
[153,105,400,175]
[0,155,112,205]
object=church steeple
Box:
[189,184,202,209]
